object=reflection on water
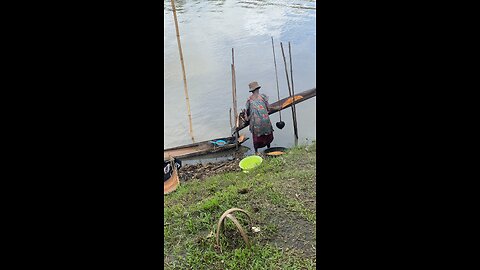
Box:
[164,0,316,151]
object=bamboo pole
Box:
[280,42,298,146]
[170,0,195,143]
[229,108,233,131]
[288,42,299,146]
[231,48,239,150]
[271,37,283,123]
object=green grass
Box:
[164,142,317,269]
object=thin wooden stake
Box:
[231,48,239,150]
[288,42,299,146]
[170,0,195,143]
[271,37,282,122]
[229,108,233,131]
[280,42,298,146]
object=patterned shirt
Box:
[246,94,273,136]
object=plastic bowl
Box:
[264,147,288,157]
[239,155,263,173]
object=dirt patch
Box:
[278,175,317,213]
[263,207,316,258]
[179,160,241,181]
[248,199,316,259]
[178,152,247,181]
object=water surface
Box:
[164,0,316,153]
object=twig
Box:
[212,163,227,171]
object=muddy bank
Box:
[179,153,246,182]
[178,149,288,181]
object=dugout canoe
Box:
[164,164,180,195]
[164,134,248,160]
[232,87,316,135]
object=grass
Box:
[164,141,317,269]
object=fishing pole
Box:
[271,37,285,129]
[280,42,298,145]
[231,48,239,150]
[288,42,299,146]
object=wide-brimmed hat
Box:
[248,81,261,92]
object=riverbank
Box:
[164,141,317,269]
[179,152,244,182]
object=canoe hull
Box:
[164,166,179,195]
[164,135,248,160]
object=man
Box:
[242,81,278,154]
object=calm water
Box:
[164,0,316,153]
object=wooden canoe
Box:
[232,87,316,135]
[164,134,248,160]
[164,165,180,195]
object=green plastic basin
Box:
[239,155,263,173]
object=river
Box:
[164,0,316,157]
